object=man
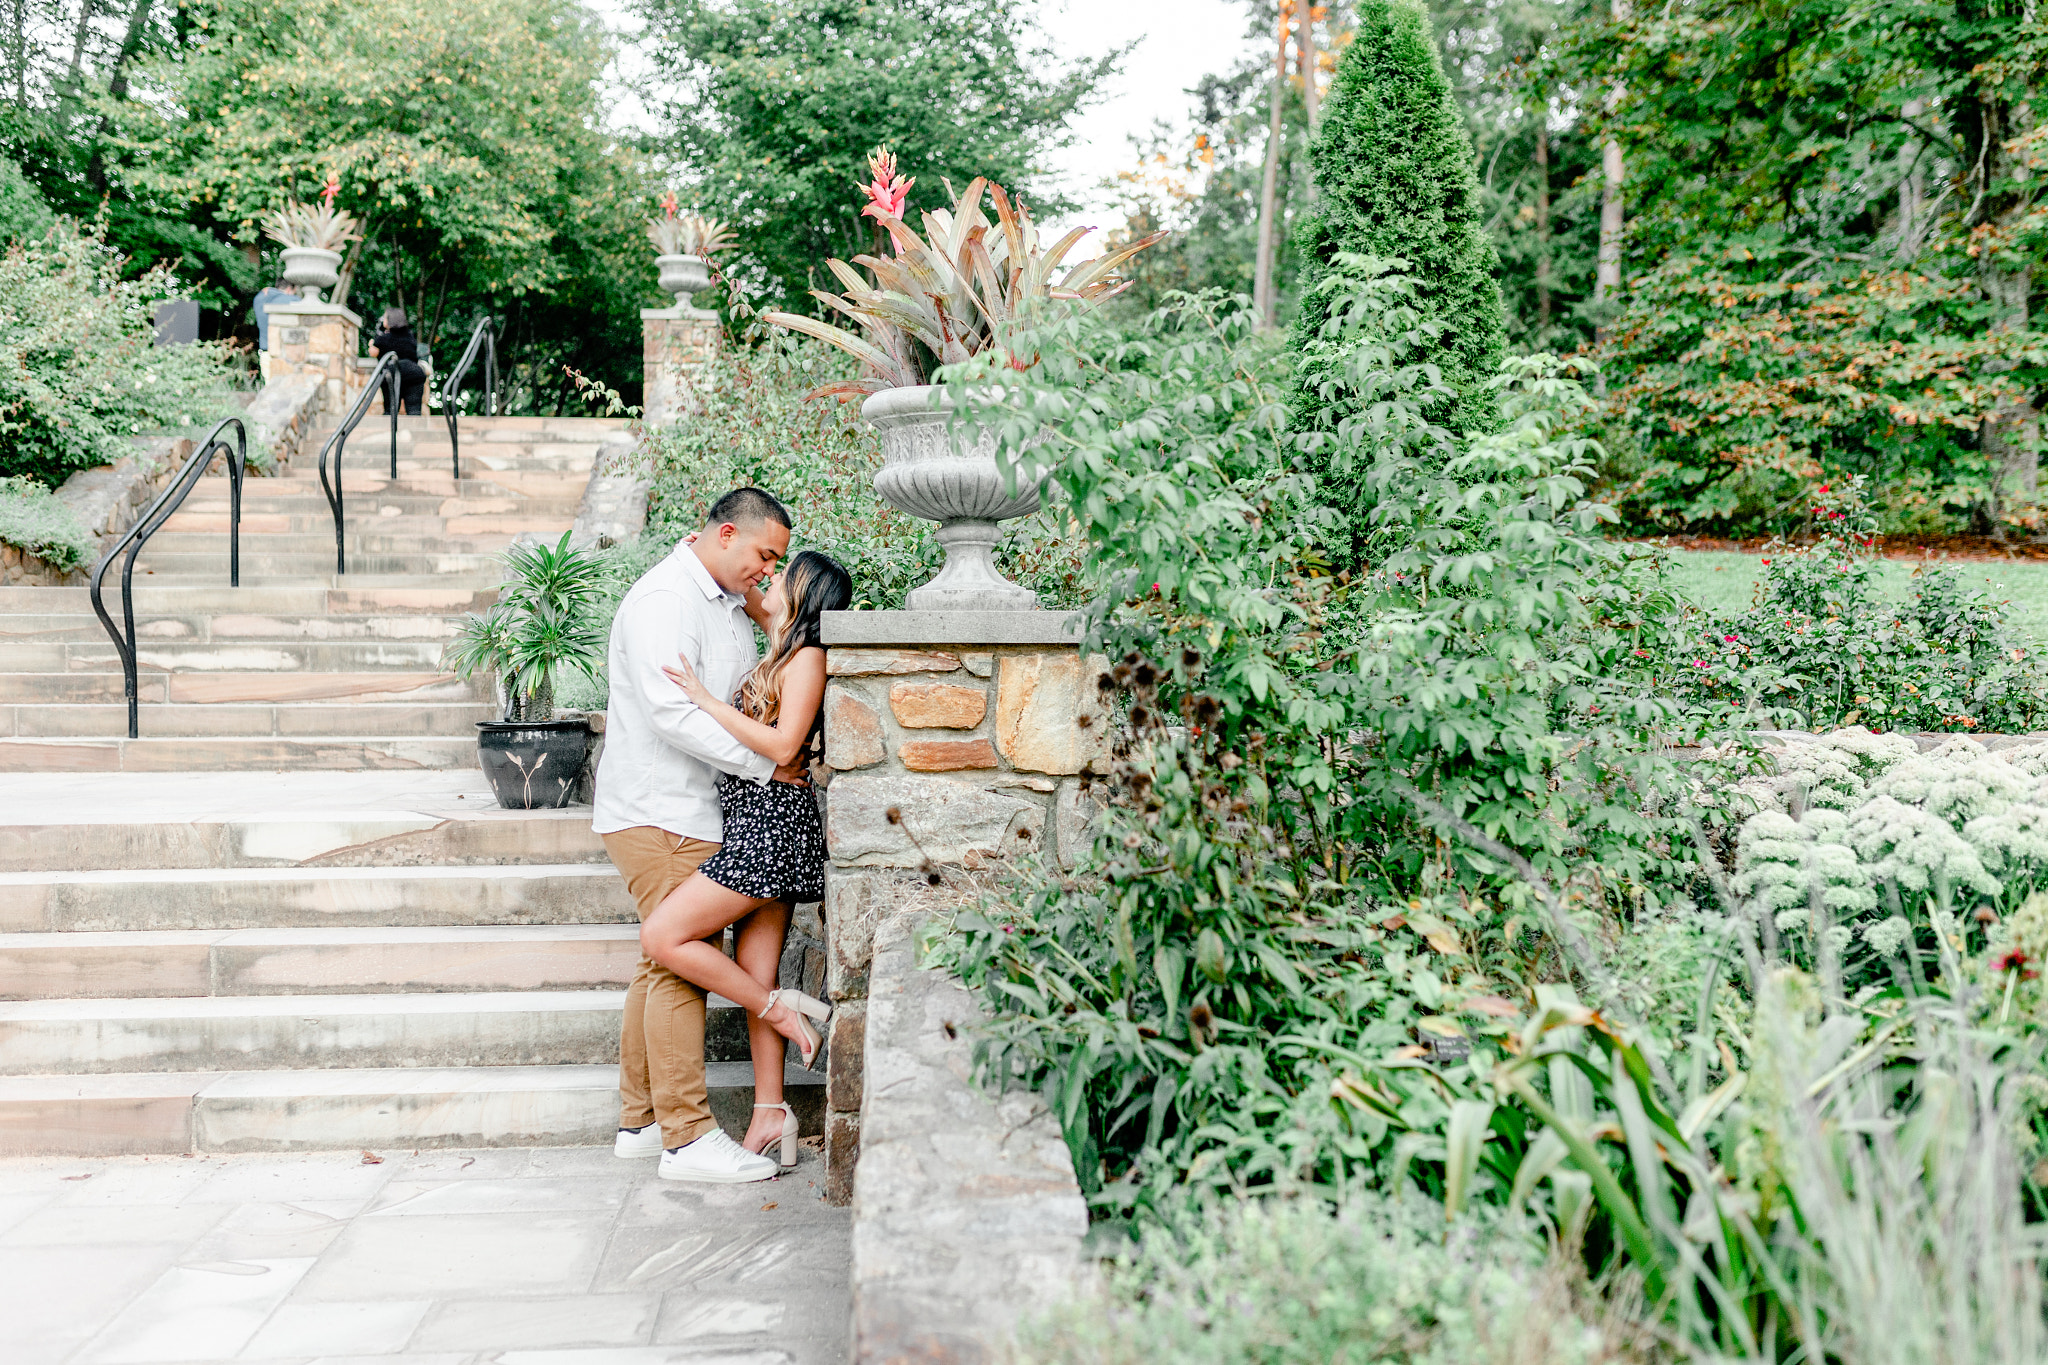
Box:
[252,278,298,384]
[593,487,793,1183]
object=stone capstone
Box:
[825,687,886,770]
[995,651,1109,775]
[827,650,961,677]
[826,774,1039,868]
[887,682,987,730]
[896,739,998,772]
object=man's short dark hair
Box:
[705,487,791,532]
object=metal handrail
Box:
[438,316,497,481]
[90,417,247,740]
[315,352,402,575]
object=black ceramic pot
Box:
[476,720,591,810]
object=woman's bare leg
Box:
[639,872,814,1056]
[733,901,792,1154]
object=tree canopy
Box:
[633,0,1113,315]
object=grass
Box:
[1664,549,2048,645]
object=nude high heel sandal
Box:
[753,1101,799,1170]
[760,988,830,1070]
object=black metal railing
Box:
[439,316,497,481]
[90,418,247,740]
[315,351,402,576]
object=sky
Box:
[592,0,1259,238]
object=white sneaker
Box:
[658,1128,778,1184]
[614,1122,663,1158]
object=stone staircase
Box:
[0,415,822,1156]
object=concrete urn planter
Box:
[654,254,710,309]
[279,247,342,303]
[863,383,1047,611]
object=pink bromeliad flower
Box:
[659,188,679,220]
[858,148,914,237]
[321,173,341,207]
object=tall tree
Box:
[112,0,649,401]
[1252,0,1292,327]
[636,0,1111,317]
[1291,0,1506,568]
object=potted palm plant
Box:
[445,532,610,809]
[261,177,362,303]
[648,192,736,309]
[762,149,1162,610]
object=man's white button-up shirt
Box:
[592,540,774,841]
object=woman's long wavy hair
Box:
[735,549,852,726]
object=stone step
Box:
[0,862,629,931]
[0,583,500,613]
[0,734,480,773]
[158,510,577,537]
[129,551,504,576]
[0,988,626,1074]
[0,671,483,704]
[0,612,467,644]
[0,1062,818,1156]
[0,774,605,871]
[0,700,495,740]
[0,924,639,999]
[12,639,451,673]
[136,531,527,557]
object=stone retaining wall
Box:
[819,610,1109,1204]
[852,911,1092,1363]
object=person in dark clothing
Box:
[371,307,429,415]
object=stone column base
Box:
[818,610,1109,1204]
[641,307,721,427]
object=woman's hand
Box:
[661,652,717,709]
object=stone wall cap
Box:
[266,300,362,326]
[641,306,719,321]
[824,609,1083,647]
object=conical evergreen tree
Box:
[1290,0,1506,564]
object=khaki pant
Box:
[602,826,721,1148]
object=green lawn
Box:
[1662,549,2048,645]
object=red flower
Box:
[1994,948,2032,974]
[857,147,914,227]
[1819,484,1831,493]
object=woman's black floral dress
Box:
[697,707,826,904]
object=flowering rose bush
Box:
[1668,478,2048,732]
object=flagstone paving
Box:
[0,1142,848,1365]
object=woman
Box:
[639,548,853,1169]
[370,307,427,415]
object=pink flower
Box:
[321,173,340,207]
[1695,659,1709,668]
[659,189,679,220]
[858,147,914,228]
[1723,634,1739,642]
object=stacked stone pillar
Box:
[640,307,721,426]
[818,610,1108,1203]
[260,301,364,414]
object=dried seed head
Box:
[1975,905,1999,925]
[1129,704,1153,729]
[1112,664,1134,685]
[1096,673,1118,694]
[1193,695,1220,725]
[1181,648,1201,670]
[926,872,943,887]
[1016,827,1033,840]
[1122,650,1142,667]
[1122,832,1142,849]
[1076,713,1093,728]
[1133,663,1157,687]
[1220,751,1241,770]
[885,807,903,825]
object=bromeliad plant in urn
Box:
[763,148,1162,611]
[260,176,361,304]
[648,192,735,311]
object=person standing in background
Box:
[251,278,298,384]
[371,307,429,415]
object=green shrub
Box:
[0,475,96,572]
[0,221,239,487]
[1027,1192,1654,1365]
[1290,0,1506,568]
